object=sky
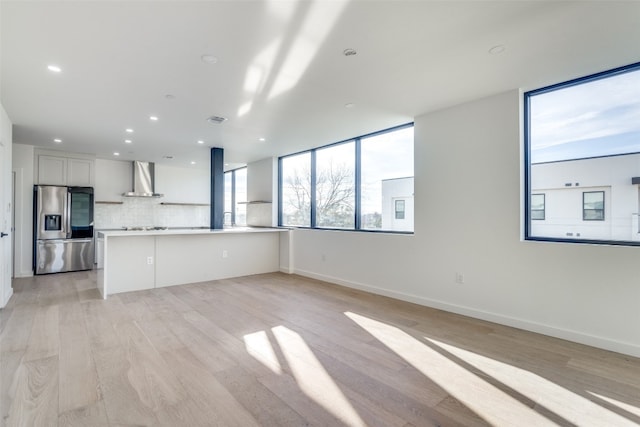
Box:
[530,67,640,163]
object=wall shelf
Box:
[160,202,210,206]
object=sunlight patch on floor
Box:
[428,338,639,426]
[345,311,552,426]
[586,391,640,418]
[272,325,366,427]
[243,330,282,375]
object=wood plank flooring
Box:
[1,271,640,426]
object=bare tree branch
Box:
[283,160,354,226]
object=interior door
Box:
[0,141,10,307]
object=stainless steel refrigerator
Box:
[34,185,94,275]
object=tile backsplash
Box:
[95,198,209,229]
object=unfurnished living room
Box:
[1,1,640,426]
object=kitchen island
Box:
[96,227,288,298]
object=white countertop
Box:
[98,227,288,238]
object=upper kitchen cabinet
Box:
[67,158,93,186]
[37,155,66,185]
[36,150,95,186]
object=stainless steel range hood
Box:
[123,161,164,197]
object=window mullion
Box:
[231,170,236,226]
[277,157,283,226]
[355,138,362,230]
[310,150,317,228]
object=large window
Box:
[280,152,311,227]
[525,62,640,245]
[223,167,247,226]
[316,141,355,228]
[279,124,414,233]
[361,126,414,231]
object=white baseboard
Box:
[1,288,13,308]
[14,271,33,278]
[293,268,640,358]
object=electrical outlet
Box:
[222,250,228,258]
[147,256,153,265]
[455,272,464,284]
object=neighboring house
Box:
[381,177,414,232]
[531,152,640,241]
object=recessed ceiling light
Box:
[345,103,355,108]
[149,115,158,121]
[197,140,204,144]
[113,152,120,156]
[53,138,62,143]
[488,44,506,55]
[201,54,218,64]
[224,163,229,166]
[258,137,266,142]
[343,48,357,57]
[124,139,132,144]
[190,161,196,165]
[47,65,62,73]
[125,128,134,133]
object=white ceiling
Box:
[2,1,640,170]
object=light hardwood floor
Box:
[1,271,640,426]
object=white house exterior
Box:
[381,177,414,232]
[531,153,640,242]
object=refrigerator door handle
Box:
[66,191,72,238]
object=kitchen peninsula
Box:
[97,227,288,298]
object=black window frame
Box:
[524,61,640,246]
[224,166,247,227]
[582,191,605,221]
[530,193,545,221]
[278,122,414,234]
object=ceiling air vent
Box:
[207,115,227,124]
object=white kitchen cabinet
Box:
[67,158,93,186]
[36,153,94,186]
[37,155,67,185]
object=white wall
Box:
[246,157,278,227]
[95,158,130,202]
[11,144,33,278]
[287,90,640,357]
[155,163,209,204]
[95,159,210,204]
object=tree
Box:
[283,160,354,227]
